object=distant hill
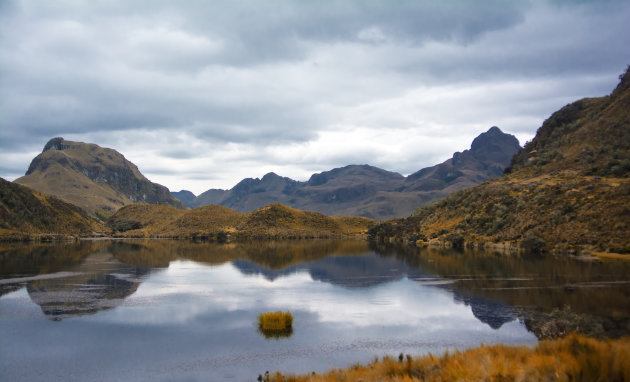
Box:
[15,137,185,217]
[0,177,105,240]
[369,67,630,256]
[107,203,375,240]
[173,126,521,220]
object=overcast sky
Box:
[1,0,628,194]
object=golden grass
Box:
[108,203,375,240]
[591,251,630,261]
[259,311,293,331]
[267,334,630,381]
[370,69,630,254]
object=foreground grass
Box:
[265,334,629,381]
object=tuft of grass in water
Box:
[258,311,293,338]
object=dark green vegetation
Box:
[0,178,105,240]
[15,137,185,217]
[173,127,520,220]
[107,203,375,240]
[370,67,630,256]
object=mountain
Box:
[0,177,105,240]
[369,66,630,256]
[170,190,196,206]
[404,126,521,192]
[15,137,185,217]
[174,127,520,220]
[107,203,375,240]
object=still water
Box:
[1,240,629,381]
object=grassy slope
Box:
[15,139,184,216]
[15,158,136,215]
[0,178,106,240]
[108,203,375,240]
[369,68,630,255]
[267,334,629,382]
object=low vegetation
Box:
[258,311,294,339]
[369,67,630,257]
[0,177,105,241]
[265,333,630,381]
[107,203,375,240]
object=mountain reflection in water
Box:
[1,239,629,335]
[2,239,630,381]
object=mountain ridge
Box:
[368,66,630,256]
[0,177,106,240]
[174,126,521,220]
[15,138,185,217]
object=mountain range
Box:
[369,66,630,255]
[173,126,520,220]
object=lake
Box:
[1,239,629,381]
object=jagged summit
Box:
[470,126,519,153]
[42,137,70,152]
[16,138,185,216]
[369,67,630,254]
[405,126,520,190]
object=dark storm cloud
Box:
[1,0,629,191]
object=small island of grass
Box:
[258,311,293,339]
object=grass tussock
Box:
[266,334,630,381]
[259,311,293,331]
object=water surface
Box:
[1,240,628,381]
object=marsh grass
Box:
[265,333,630,381]
[258,311,293,339]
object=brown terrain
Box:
[369,67,630,256]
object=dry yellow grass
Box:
[14,138,184,216]
[108,203,376,240]
[370,68,630,255]
[267,334,630,382]
[259,311,293,331]
[0,178,106,240]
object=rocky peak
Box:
[17,137,185,214]
[471,126,519,153]
[43,137,69,152]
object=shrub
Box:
[108,219,142,232]
[448,234,465,250]
[521,236,546,253]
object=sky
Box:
[1,0,629,195]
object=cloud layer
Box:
[1,0,629,193]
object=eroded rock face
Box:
[17,138,185,215]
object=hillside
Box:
[0,178,105,240]
[107,203,375,240]
[174,126,520,220]
[15,137,185,218]
[369,67,630,256]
